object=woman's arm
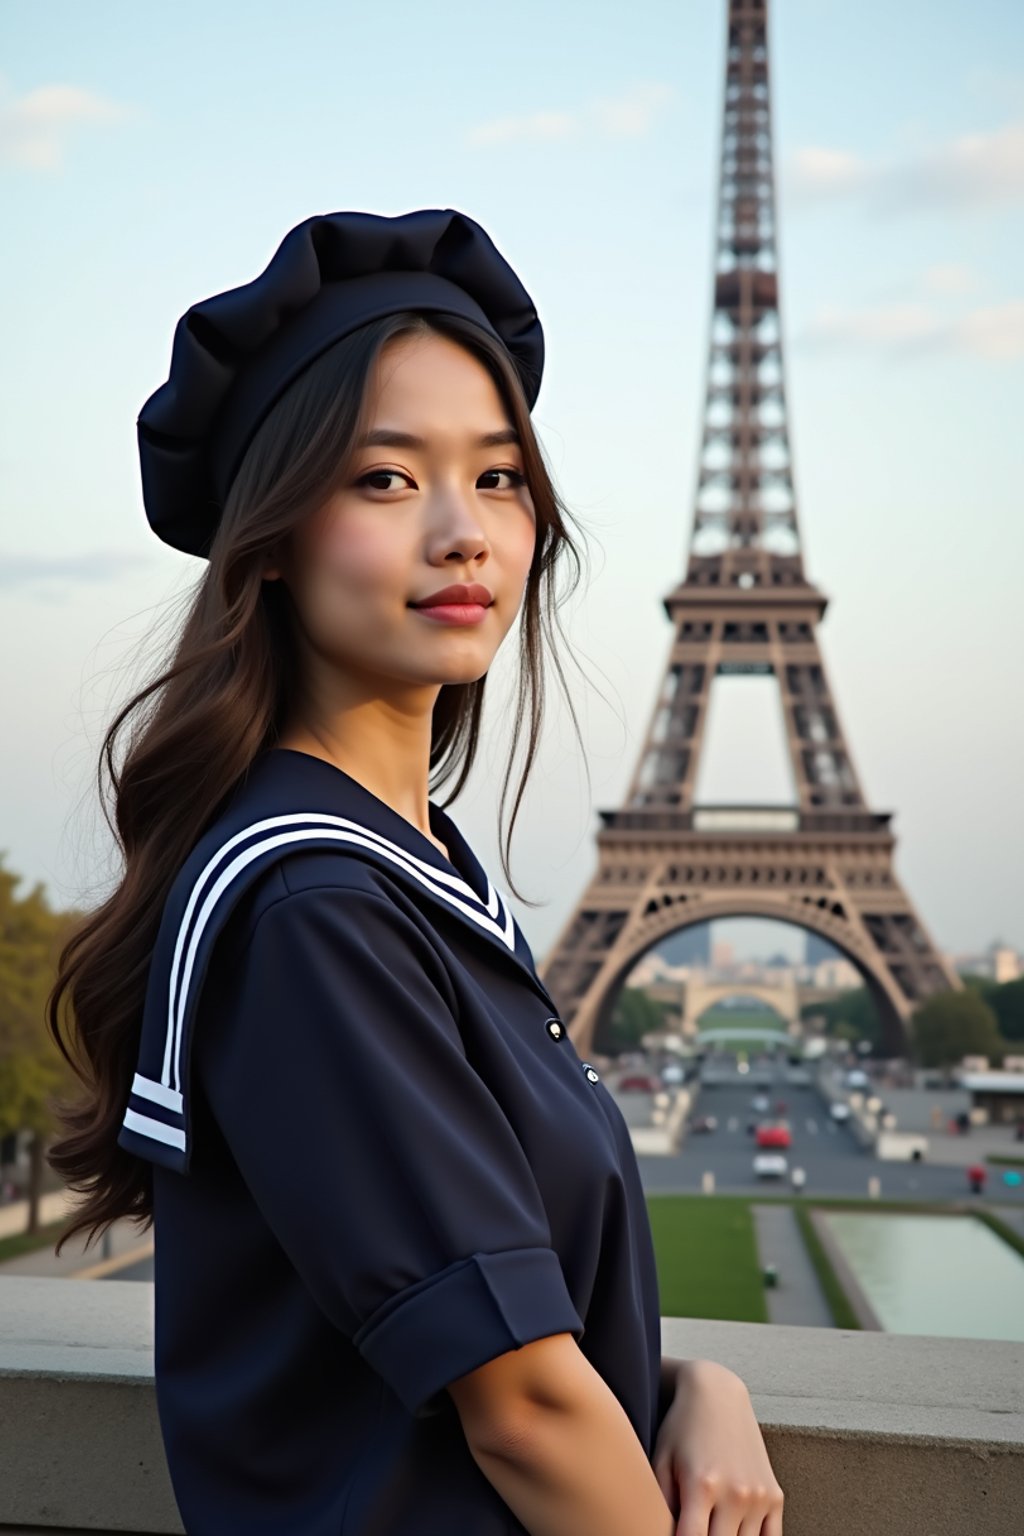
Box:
[448,1332,675,1536]
[652,1355,785,1534]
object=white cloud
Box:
[784,119,1024,213]
[796,299,1024,361]
[957,301,1024,361]
[467,109,578,147]
[591,82,675,139]
[923,263,978,296]
[800,302,942,348]
[0,550,157,590]
[467,81,674,148]
[788,146,867,200]
[0,79,131,171]
[882,121,1024,212]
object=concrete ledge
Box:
[662,1315,1024,1536]
[0,1278,177,1534]
[1,1277,1022,1534]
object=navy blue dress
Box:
[118,747,663,1534]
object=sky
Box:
[2,0,1022,969]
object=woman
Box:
[47,208,784,1536]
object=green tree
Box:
[600,987,674,1056]
[911,988,1003,1070]
[800,985,884,1052]
[987,977,1024,1045]
[0,853,79,1233]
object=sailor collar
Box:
[117,748,559,1175]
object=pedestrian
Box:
[967,1163,987,1195]
[44,209,783,1536]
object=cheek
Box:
[310,515,408,600]
[505,507,539,581]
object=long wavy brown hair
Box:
[46,310,594,1253]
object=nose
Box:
[425,483,490,564]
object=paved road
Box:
[751,1203,834,1326]
[625,1075,1024,1205]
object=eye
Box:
[356,469,412,492]
[478,468,527,490]
[355,467,527,493]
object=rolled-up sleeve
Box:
[195,883,584,1417]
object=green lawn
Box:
[646,1194,769,1322]
[698,1007,789,1032]
[694,1006,791,1054]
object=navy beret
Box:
[137,208,545,557]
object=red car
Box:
[755,1121,792,1149]
[617,1073,663,1092]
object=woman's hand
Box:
[652,1358,784,1535]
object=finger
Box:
[760,1488,785,1536]
[706,1488,775,1536]
[674,1481,715,1536]
[651,1454,680,1516]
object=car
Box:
[689,1115,718,1133]
[617,1073,662,1092]
[755,1121,792,1149]
[830,1102,851,1121]
[753,1152,789,1179]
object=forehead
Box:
[365,331,511,429]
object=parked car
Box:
[755,1121,792,1149]
[618,1073,663,1092]
[753,1152,789,1179]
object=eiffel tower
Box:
[537,0,960,1059]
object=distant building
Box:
[953,941,1022,984]
[629,951,691,987]
[958,1070,1024,1126]
[992,946,1022,984]
[812,957,861,991]
[711,938,735,971]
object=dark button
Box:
[545,1017,565,1041]
[581,1062,600,1083]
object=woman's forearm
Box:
[467,1368,675,1536]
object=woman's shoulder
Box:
[214,848,417,966]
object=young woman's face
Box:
[265,330,537,695]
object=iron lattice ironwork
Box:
[537,0,959,1057]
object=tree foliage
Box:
[800,985,883,1051]
[911,988,1004,1068]
[600,986,675,1055]
[0,852,83,1224]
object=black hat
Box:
[137,207,545,557]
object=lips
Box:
[410,582,494,608]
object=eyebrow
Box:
[355,427,521,450]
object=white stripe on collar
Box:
[161,812,515,1096]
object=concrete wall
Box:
[1,1277,1022,1535]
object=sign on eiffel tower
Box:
[538,0,960,1059]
